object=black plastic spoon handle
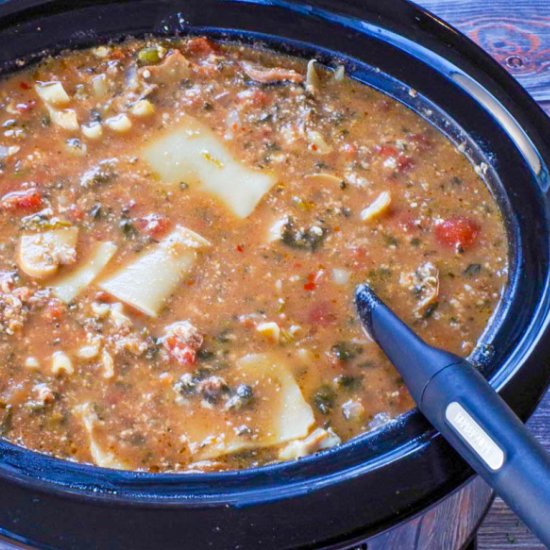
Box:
[355,284,550,547]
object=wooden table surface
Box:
[416,1,550,548]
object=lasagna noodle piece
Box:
[141,114,276,218]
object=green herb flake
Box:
[336,375,362,391]
[313,385,335,415]
[331,341,363,362]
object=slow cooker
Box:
[0,1,549,548]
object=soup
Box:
[0,37,507,471]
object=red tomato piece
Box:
[19,82,31,90]
[166,341,197,366]
[0,188,42,212]
[304,273,316,291]
[186,37,220,57]
[162,321,203,368]
[44,299,64,322]
[397,155,415,173]
[375,144,399,158]
[109,49,126,60]
[135,214,170,238]
[105,387,124,407]
[435,217,480,250]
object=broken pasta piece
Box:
[360,191,392,222]
[35,81,70,106]
[74,403,129,469]
[46,105,79,131]
[278,427,341,460]
[50,241,117,303]
[51,351,74,376]
[142,114,276,218]
[183,352,315,460]
[99,225,210,316]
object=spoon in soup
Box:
[355,283,550,547]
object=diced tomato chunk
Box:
[375,145,415,173]
[0,188,42,212]
[435,216,480,250]
[307,301,337,326]
[135,214,170,238]
[162,321,203,368]
[109,48,126,60]
[19,82,31,90]
[397,155,415,173]
[375,144,399,158]
[166,340,198,366]
[186,37,220,57]
[44,299,64,322]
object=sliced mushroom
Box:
[18,227,78,280]
[400,261,440,318]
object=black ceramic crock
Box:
[0,1,549,549]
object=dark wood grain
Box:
[418,1,550,548]
[368,477,493,550]
[419,0,550,104]
[475,391,550,550]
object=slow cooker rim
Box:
[0,0,548,512]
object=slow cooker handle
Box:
[356,284,550,548]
